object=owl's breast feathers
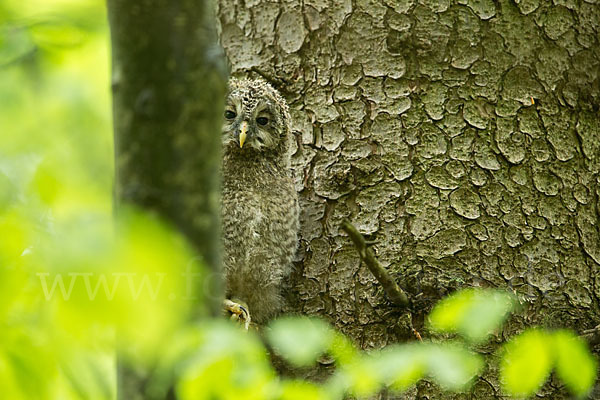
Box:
[221,156,299,323]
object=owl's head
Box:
[223,78,291,156]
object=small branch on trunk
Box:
[341,219,409,308]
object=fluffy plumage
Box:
[222,78,299,325]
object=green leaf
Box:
[0,209,32,262]
[428,289,516,343]
[57,343,115,400]
[267,317,334,367]
[279,380,329,400]
[373,344,425,391]
[342,356,381,398]
[553,330,597,398]
[30,159,63,205]
[424,343,483,391]
[29,22,85,49]
[177,322,275,400]
[329,332,358,365]
[500,329,553,397]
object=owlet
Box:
[221,78,299,327]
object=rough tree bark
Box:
[217,1,600,398]
[107,1,227,398]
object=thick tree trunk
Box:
[217,1,600,398]
[107,1,227,398]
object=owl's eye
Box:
[256,117,269,126]
[224,110,236,120]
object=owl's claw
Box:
[223,299,251,330]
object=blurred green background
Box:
[1,0,111,398]
[1,0,112,191]
[0,1,198,398]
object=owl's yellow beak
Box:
[239,121,248,148]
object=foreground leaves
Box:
[176,319,484,400]
[553,330,598,397]
[428,289,517,343]
[501,329,597,398]
[501,329,554,397]
[267,317,334,367]
[177,322,276,400]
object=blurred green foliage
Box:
[428,288,517,343]
[1,0,116,398]
[501,329,597,398]
[0,1,596,399]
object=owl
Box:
[221,78,299,328]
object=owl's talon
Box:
[223,299,251,330]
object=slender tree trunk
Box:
[107,1,227,398]
[217,1,600,398]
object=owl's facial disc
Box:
[223,93,282,153]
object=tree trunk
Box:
[217,1,600,398]
[107,1,227,398]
